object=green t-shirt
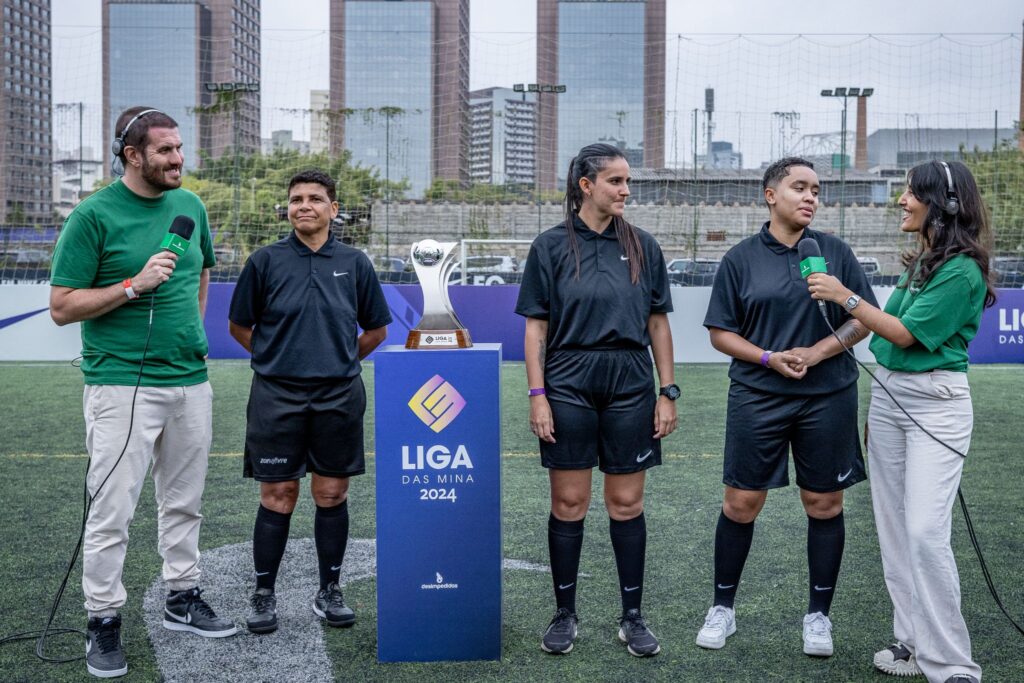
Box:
[50,180,216,386]
[869,254,986,373]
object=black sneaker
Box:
[313,582,355,627]
[618,608,661,657]
[541,608,579,654]
[246,588,278,634]
[85,614,128,678]
[163,587,238,637]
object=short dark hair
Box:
[288,169,337,203]
[762,156,815,195]
[113,106,178,162]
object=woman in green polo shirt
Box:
[806,160,995,683]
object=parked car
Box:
[856,256,880,276]
[992,256,1024,287]
[666,257,720,285]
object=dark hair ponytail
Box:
[901,160,996,308]
[563,143,645,283]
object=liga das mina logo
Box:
[408,374,466,433]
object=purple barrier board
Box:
[969,288,1024,363]
[205,283,526,361]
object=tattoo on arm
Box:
[538,338,546,367]
[834,320,867,349]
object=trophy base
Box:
[405,329,473,350]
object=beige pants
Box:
[868,367,981,683]
[82,382,213,617]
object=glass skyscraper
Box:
[330,0,469,199]
[537,0,665,190]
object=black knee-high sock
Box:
[807,511,845,615]
[609,513,647,614]
[253,505,292,591]
[314,500,350,590]
[548,514,584,613]
[713,510,755,608]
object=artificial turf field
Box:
[0,360,1022,682]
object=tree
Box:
[964,137,1024,253]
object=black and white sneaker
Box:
[313,582,355,627]
[618,608,661,657]
[163,587,238,637]
[85,614,128,678]
[246,588,278,634]
[873,641,922,677]
[943,676,979,683]
[540,608,579,654]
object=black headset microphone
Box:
[796,233,1024,639]
[0,214,199,663]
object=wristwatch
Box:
[844,294,862,312]
[659,384,681,401]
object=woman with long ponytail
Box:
[515,143,678,658]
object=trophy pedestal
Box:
[375,344,503,661]
[405,328,473,350]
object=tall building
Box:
[867,127,1018,172]
[329,0,469,197]
[469,87,536,186]
[0,0,53,224]
[310,89,329,154]
[102,0,260,175]
[536,0,665,190]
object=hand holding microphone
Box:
[129,216,195,294]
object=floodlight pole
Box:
[515,82,564,234]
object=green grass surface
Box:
[1,361,1022,682]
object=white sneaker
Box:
[873,641,923,677]
[695,605,736,649]
[802,612,834,657]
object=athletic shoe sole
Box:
[696,621,736,649]
[618,628,661,657]
[161,619,238,638]
[246,621,278,635]
[312,604,355,628]
[540,640,574,654]
[873,653,923,677]
[86,662,128,678]
[803,641,834,657]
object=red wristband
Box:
[760,350,773,367]
[122,278,139,300]
[528,387,546,397]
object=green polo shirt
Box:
[50,180,216,386]
[869,255,986,373]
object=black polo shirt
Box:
[229,232,392,380]
[703,222,877,396]
[515,215,672,351]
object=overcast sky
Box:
[52,0,1023,166]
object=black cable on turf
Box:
[0,293,157,661]
[817,306,1024,638]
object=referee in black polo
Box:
[228,169,391,634]
[695,157,876,658]
[516,143,678,658]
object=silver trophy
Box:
[405,239,472,349]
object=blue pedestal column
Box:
[374,343,503,662]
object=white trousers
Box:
[868,367,981,683]
[82,382,213,616]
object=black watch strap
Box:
[659,384,681,401]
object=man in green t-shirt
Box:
[50,106,236,679]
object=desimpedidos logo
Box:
[408,374,466,433]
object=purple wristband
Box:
[528,387,546,397]
[760,350,773,368]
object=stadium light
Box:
[514,82,566,233]
[820,86,874,239]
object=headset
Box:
[110,109,161,175]
[939,160,960,216]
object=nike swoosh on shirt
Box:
[620,255,629,261]
[333,271,349,277]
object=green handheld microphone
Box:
[797,238,828,317]
[159,216,195,257]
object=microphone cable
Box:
[816,305,1024,638]
[0,292,158,662]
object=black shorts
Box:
[243,373,366,482]
[540,348,660,474]
[723,381,865,492]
